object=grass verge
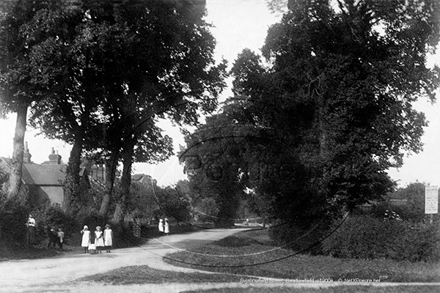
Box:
[182,285,440,293]
[164,229,440,282]
[79,265,253,284]
[0,244,61,261]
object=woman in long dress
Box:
[80,225,91,253]
[164,218,169,235]
[103,224,113,253]
[158,219,164,234]
[95,226,104,253]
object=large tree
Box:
[233,0,440,224]
[82,0,226,220]
[182,0,440,236]
[0,0,72,198]
[4,0,226,219]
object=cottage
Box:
[0,143,65,208]
[0,144,140,210]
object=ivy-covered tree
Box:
[229,0,440,230]
[181,0,440,239]
[0,0,71,199]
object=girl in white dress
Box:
[80,225,91,253]
[95,226,104,253]
[103,224,113,253]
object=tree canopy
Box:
[182,0,440,231]
[0,0,227,220]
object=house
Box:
[0,143,65,208]
[0,144,150,211]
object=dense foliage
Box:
[382,182,427,221]
[181,0,440,246]
[323,215,440,262]
[181,106,256,226]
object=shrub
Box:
[0,173,31,246]
[369,201,428,222]
[0,198,29,245]
[194,197,219,223]
[109,223,141,248]
[77,210,106,232]
[27,205,77,245]
[155,187,192,222]
[269,219,331,254]
[322,215,440,262]
[393,221,440,262]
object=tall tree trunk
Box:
[63,133,83,214]
[7,104,27,199]
[98,151,118,218]
[317,87,327,160]
[112,141,135,224]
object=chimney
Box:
[48,147,62,164]
[23,142,32,164]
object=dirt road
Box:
[0,228,248,292]
[2,228,440,293]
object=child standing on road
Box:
[80,225,91,253]
[47,226,57,248]
[103,224,113,253]
[95,226,104,253]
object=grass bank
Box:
[164,228,440,282]
[182,286,440,293]
[0,243,62,261]
[79,265,251,284]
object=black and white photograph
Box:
[0,0,440,292]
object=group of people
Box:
[25,214,114,253]
[80,224,113,253]
[158,218,169,235]
[27,214,64,249]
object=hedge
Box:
[322,215,440,262]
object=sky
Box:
[0,0,439,187]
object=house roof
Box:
[1,157,12,166]
[132,174,147,181]
[132,173,154,182]
[22,163,66,186]
[1,157,66,186]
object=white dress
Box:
[164,222,169,234]
[158,220,164,232]
[95,231,104,247]
[104,229,113,246]
[81,230,91,247]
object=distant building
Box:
[131,174,157,186]
[388,198,408,207]
[0,143,65,208]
